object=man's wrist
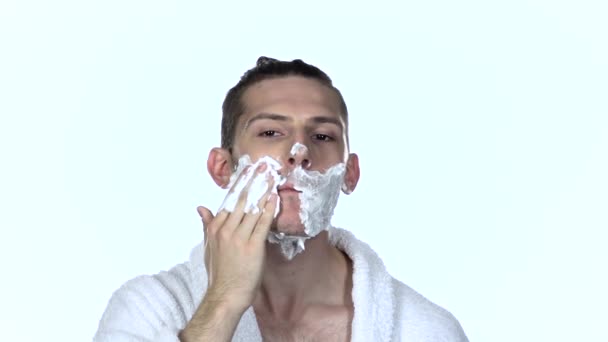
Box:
[201,295,247,321]
[203,288,250,316]
[179,293,247,342]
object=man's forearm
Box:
[179,297,245,342]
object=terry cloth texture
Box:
[94,228,469,341]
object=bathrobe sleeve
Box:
[93,264,196,342]
[392,278,469,342]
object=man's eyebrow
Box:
[310,116,343,129]
[243,112,344,131]
[244,112,291,130]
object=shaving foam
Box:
[290,142,308,156]
[267,143,346,260]
[218,155,284,215]
[216,148,346,261]
[293,162,345,235]
[267,232,307,260]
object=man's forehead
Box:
[241,76,342,115]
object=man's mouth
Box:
[277,183,302,193]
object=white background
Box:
[1,1,607,341]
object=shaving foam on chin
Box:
[266,161,345,260]
[217,155,284,215]
[266,232,307,260]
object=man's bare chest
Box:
[256,308,353,342]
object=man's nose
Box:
[287,142,311,169]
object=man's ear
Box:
[342,153,360,194]
[207,147,234,189]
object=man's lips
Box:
[277,183,302,193]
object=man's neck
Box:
[253,231,353,321]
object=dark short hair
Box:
[221,56,348,151]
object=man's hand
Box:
[201,162,278,311]
[180,163,278,342]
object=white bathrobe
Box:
[94,228,468,341]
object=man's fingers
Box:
[226,165,251,194]
[196,206,213,272]
[251,193,279,243]
[197,206,214,226]
[222,181,251,236]
[215,164,250,216]
[198,205,229,237]
[237,176,276,240]
[223,163,268,235]
[197,206,213,242]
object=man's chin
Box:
[267,222,329,260]
[270,226,308,237]
[271,217,308,236]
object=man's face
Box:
[231,76,349,235]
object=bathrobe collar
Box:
[189,228,395,342]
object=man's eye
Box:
[259,130,280,137]
[314,134,334,142]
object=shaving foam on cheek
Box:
[293,163,346,236]
[218,155,285,215]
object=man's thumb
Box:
[196,206,213,229]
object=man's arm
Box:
[178,165,277,341]
[95,165,277,342]
[178,296,243,342]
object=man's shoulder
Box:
[95,260,200,339]
[331,228,468,341]
[116,261,193,301]
[108,242,206,307]
[95,258,203,340]
[390,278,468,341]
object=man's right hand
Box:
[179,163,278,342]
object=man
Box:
[94,57,468,341]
